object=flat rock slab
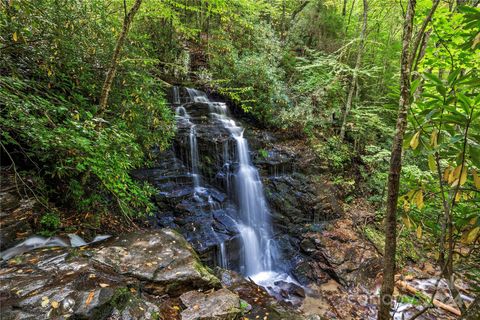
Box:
[180,288,242,320]
[1,228,223,319]
[92,229,220,295]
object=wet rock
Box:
[180,288,242,320]
[109,298,160,320]
[0,192,20,213]
[254,148,296,176]
[274,281,306,298]
[92,229,220,295]
[0,248,121,320]
[0,198,36,250]
[299,238,317,254]
[214,269,305,320]
[1,228,223,319]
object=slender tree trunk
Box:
[377,1,441,318]
[99,0,143,113]
[345,0,356,34]
[377,1,416,319]
[281,0,286,42]
[343,0,348,16]
[340,0,367,140]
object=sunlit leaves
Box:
[428,154,436,172]
[410,131,421,149]
[403,3,479,250]
[473,169,480,189]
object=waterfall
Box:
[204,100,278,276]
[171,87,298,295]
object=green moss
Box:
[110,287,134,311]
[193,261,221,288]
[258,148,268,159]
[239,299,250,314]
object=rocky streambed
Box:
[0,229,305,320]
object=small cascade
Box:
[186,88,210,103]
[172,86,181,104]
[219,242,228,268]
[189,125,201,190]
[175,106,202,193]
[211,227,228,269]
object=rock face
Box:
[180,288,242,320]
[0,229,228,320]
[295,209,382,286]
[92,229,220,295]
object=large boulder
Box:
[0,248,122,320]
[92,229,220,295]
[180,288,242,320]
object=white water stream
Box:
[179,88,295,289]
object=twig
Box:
[0,141,50,209]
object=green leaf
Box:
[411,78,421,94]
[448,69,461,85]
[423,72,443,86]
[428,154,436,172]
[436,85,446,97]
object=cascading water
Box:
[173,87,298,295]
[172,86,181,104]
[208,101,277,276]
[175,106,202,193]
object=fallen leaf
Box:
[85,291,95,307]
[51,300,59,309]
[41,296,50,308]
[99,283,109,288]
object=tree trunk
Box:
[343,0,348,16]
[376,1,442,317]
[99,0,143,113]
[281,0,286,42]
[377,1,416,319]
[345,0,356,34]
[340,0,368,140]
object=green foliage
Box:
[206,22,289,124]
[258,149,269,159]
[40,212,61,236]
[279,51,346,132]
[361,145,391,206]
[400,4,480,252]
[0,0,175,218]
[313,136,353,170]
